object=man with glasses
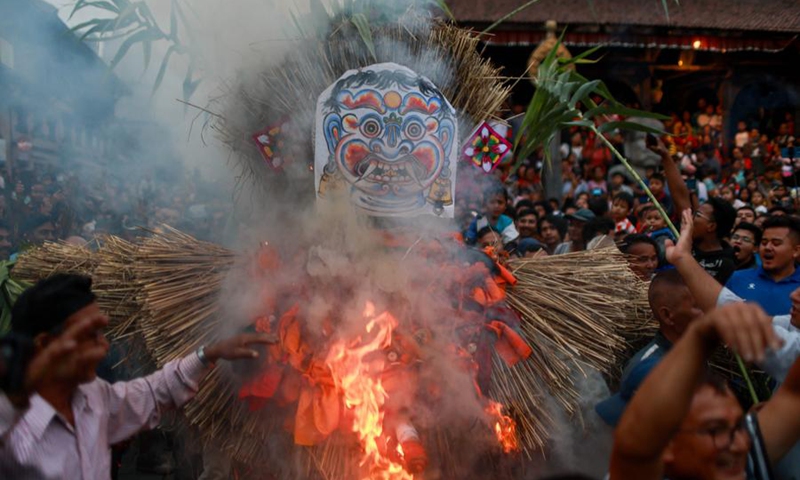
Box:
[692,197,737,284]
[725,216,800,316]
[731,223,762,271]
[610,302,800,480]
[662,210,800,479]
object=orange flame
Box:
[326,302,414,480]
[485,400,520,454]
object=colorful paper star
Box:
[462,122,511,173]
[252,121,291,170]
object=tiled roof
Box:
[449,0,800,33]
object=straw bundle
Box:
[133,226,236,364]
[11,230,653,475]
[13,240,98,283]
[501,247,654,436]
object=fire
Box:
[326,302,414,480]
[485,400,520,454]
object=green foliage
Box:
[69,0,199,101]
[514,37,669,169]
[0,261,30,335]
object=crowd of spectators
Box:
[460,99,798,282]
[456,99,800,480]
[0,159,231,261]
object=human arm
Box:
[757,338,800,463]
[649,138,693,214]
[760,325,800,382]
[610,303,781,480]
[2,314,109,444]
[105,332,276,444]
[665,209,724,312]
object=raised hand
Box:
[665,208,693,265]
[23,314,108,397]
[647,135,670,158]
[695,303,783,363]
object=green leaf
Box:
[564,119,594,128]
[152,45,179,95]
[568,79,600,109]
[183,74,202,103]
[481,0,543,35]
[586,104,670,121]
[431,0,455,20]
[75,20,116,41]
[70,18,113,34]
[169,0,178,40]
[108,28,163,71]
[350,13,376,60]
[142,38,152,72]
[598,121,665,135]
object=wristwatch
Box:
[196,345,215,368]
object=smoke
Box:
[29,0,617,477]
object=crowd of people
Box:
[0,159,231,261]
[460,100,798,282]
[2,94,800,480]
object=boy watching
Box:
[465,185,519,245]
[611,192,636,235]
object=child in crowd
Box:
[638,205,676,267]
[640,172,673,218]
[610,192,636,237]
[465,185,519,245]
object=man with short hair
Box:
[730,222,761,271]
[0,274,276,479]
[22,215,56,245]
[554,208,595,254]
[735,206,756,227]
[725,215,800,316]
[610,302,800,480]
[595,270,703,426]
[692,197,737,284]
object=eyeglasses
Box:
[694,210,715,222]
[679,418,750,450]
[731,234,755,244]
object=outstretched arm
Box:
[610,303,780,480]
[650,138,693,214]
[665,209,724,312]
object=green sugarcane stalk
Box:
[591,125,760,404]
[480,0,543,35]
[591,126,679,238]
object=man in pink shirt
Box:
[0,274,275,479]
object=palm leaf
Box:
[349,13,376,60]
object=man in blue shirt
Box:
[725,215,800,316]
[596,269,703,425]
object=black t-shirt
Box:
[693,242,736,284]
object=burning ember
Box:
[326,302,415,479]
[486,400,520,454]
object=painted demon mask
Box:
[315,63,458,217]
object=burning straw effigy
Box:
[11,5,657,479]
[13,234,653,478]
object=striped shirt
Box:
[1,353,208,479]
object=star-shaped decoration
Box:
[462,122,511,173]
[252,121,292,170]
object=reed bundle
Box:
[13,240,97,282]
[502,247,654,436]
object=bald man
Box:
[596,269,704,425]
